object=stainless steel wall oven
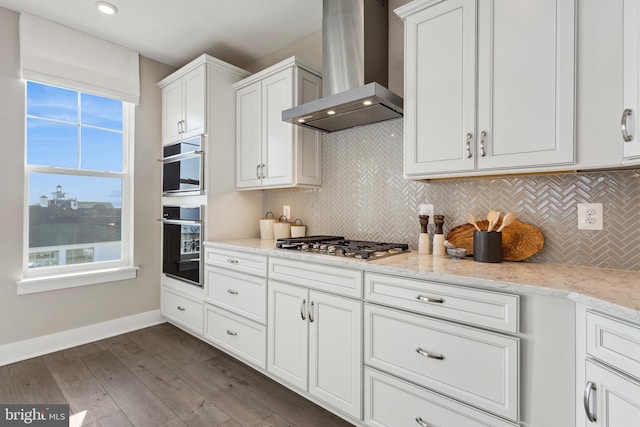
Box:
[161,135,204,195]
[161,205,203,287]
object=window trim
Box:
[19,83,137,293]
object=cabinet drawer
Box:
[365,273,519,333]
[204,247,267,277]
[365,304,519,421]
[365,368,517,427]
[206,267,266,324]
[586,311,640,380]
[163,289,203,333]
[204,304,266,369]
[269,257,363,298]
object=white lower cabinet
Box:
[579,308,640,426]
[364,304,519,421]
[365,368,517,427]
[204,303,266,369]
[267,279,363,419]
[162,286,204,335]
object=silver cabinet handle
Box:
[177,120,182,134]
[256,164,261,179]
[480,131,487,157]
[227,258,239,264]
[261,163,266,179]
[309,301,315,323]
[416,347,444,360]
[226,330,238,336]
[465,132,473,158]
[300,299,306,320]
[415,417,430,427]
[621,108,633,142]
[416,295,444,304]
[227,289,238,295]
[584,381,597,422]
[177,306,185,311]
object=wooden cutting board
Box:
[446,219,544,261]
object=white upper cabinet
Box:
[235,57,322,190]
[162,65,206,144]
[398,0,576,178]
[623,0,640,161]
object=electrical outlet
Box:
[419,204,434,217]
[283,205,291,220]
[577,203,603,230]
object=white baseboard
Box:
[0,310,164,366]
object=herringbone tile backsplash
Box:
[264,119,640,270]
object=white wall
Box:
[245,30,323,73]
[0,7,176,347]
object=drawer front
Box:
[365,273,519,334]
[206,267,266,324]
[365,304,519,421]
[204,304,266,369]
[163,289,203,333]
[365,368,517,427]
[586,311,640,380]
[204,247,267,277]
[269,257,363,298]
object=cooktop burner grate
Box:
[275,236,410,260]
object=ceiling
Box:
[0,0,323,69]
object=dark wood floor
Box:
[0,323,354,427]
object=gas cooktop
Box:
[275,236,410,260]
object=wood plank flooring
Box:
[0,323,354,427]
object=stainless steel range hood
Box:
[282,0,403,133]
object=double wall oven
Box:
[161,136,205,287]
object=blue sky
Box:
[27,82,124,207]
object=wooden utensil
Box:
[466,213,482,232]
[446,219,544,261]
[497,211,515,232]
[487,210,500,231]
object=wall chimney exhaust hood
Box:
[282,0,403,133]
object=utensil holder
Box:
[473,231,502,263]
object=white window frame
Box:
[17,82,138,295]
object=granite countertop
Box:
[204,238,640,323]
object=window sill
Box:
[16,266,139,295]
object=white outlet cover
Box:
[419,204,434,216]
[577,203,603,230]
[283,205,291,220]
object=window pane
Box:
[28,173,122,269]
[81,93,123,130]
[27,81,77,122]
[27,118,78,167]
[81,127,123,172]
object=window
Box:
[22,81,134,287]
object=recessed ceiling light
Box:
[96,1,118,15]
[327,110,336,115]
[363,100,372,106]
[297,118,306,123]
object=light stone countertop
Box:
[204,239,640,324]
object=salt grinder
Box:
[433,214,446,256]
[418,215,430,254]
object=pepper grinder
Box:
[418,215,430,254]
[433,214,446,256]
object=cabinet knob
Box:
[256,164,261,179]
[226,330,238,336]
[227,289,238,295]
[300,299,307,320]
[415,417,431,427]
[227,258,239,264]
[177,306,185,311]
[261,163,266,179]
[621,109,634,142]
[416,295,444,304]
[308,301,315,323]
[583,381,597,422]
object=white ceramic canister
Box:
[273,215,292,239]
[290,218,306,238]
[259,211,277,240]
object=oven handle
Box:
[158,218,203,225]
[159,150,204,163]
